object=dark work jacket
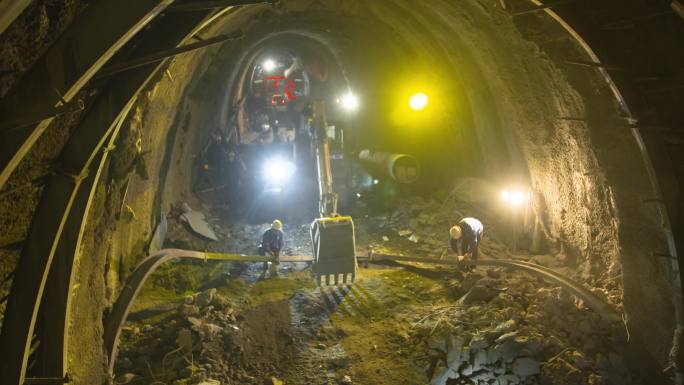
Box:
[449,218,484,260]
[260,228,284,254]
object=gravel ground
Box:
[114,196,636,385]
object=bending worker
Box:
[449,217,484,269]
[258,219,284,278]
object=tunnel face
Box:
[0,1,682,385]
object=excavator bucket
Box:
[311,216,357,285]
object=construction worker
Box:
[258,219,284,278]
[449,217,484,271]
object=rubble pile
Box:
[362,196,507,259]
[414,270,631,385]
[113,195,636,385]
[115,288,295,385]
[164,202,313,258]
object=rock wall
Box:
[0,0,678,380]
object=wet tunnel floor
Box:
[114,198,636,385]
[117,265,443,385]
[115,261,634,385]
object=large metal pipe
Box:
[358,149,420,184]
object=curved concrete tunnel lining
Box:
[0,1,682,384]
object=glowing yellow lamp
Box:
[409,92,429,111]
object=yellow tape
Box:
[203,252,271,262]
[315,216,353,224]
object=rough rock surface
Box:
[115,196,634,385]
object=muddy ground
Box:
[113,196,635,385]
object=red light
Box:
[266,75,297,104]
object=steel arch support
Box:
[0,0,33,36]
[24,8,223,382]
[0,71,148,385]
[0,172,82,385]
[34,126,123,381]
[0,82,139,382]
[0,0,173,190]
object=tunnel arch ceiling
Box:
[222,31,352,147]
[0,0,682,383]
[139,0,683,372]
[199,1,677,361]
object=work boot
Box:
[269,262,278,277]
[258,262,268,280]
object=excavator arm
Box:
[310,100,357,284]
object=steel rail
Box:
[0,0,173,190]
[364,252,621,322]
[0,0,33,37]
[18,9,233,384]
[103,249,311,374]
[93,31,243,80]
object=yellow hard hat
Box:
[449,225,462,239]
[272,219,283,230]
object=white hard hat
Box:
[449,225,462,239]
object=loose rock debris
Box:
[181,203,219,241]
[115,196,635,385]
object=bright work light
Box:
[263,158,296,183]
[340,92,360,111]
[409,92,429,111]
[262,58,277,72]
[501,189,529,207]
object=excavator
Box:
[308,100,357,285]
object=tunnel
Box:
[0,1,683,384]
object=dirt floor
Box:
[113,195,635,385]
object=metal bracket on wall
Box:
[0,100,85,132]
[653,252,679,260]
[23,376,70,385]
[564,60,625,72]
[673,1,684,20]
[94,31,243,80]
[509,0,576,16]
[165,0,275,12]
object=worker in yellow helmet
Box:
[449,217,484,272]
[258,219,284,278]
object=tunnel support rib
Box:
[0,8,229,385]
[0,0,173,191]
[0,0,32,37]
